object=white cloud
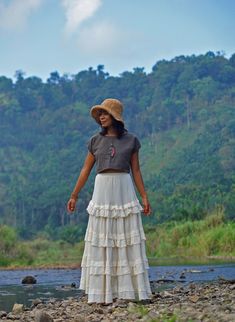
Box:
[0,0,43,31]
[75,22,157,75]
[77,21,122,55]
[74,21,152,74]
[61,0,102,35]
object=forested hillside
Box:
[0,51,234,240]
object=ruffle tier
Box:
[84,211,146,247]
[80,269,151,304]
[87,199,143,218]
[81,241,149,275]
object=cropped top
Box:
[87,132,141,174]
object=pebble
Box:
[189,294,200,303]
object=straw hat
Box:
[90,98,124,125]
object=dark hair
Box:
[99,115,128,139]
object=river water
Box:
[0,263,234,312]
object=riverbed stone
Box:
[34,310,54,322]
[70,314,86,322]
[0,311,8,318]
[31,299,42,307]
[12,303,24,314]
[189,294,200,302]
[34,303,44,309]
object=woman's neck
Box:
[106,126,118,136]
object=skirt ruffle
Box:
[86,199,143,218]
[79,173,152,303]
[84,212,146,247]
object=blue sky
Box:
[0,0,235,81]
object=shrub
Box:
[0,225,17,254]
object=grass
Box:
[0,210,235,269]
[128,304,187,322]
[145,211,235,261]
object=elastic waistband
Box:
[96,172,130,176]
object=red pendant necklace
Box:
[110,142,116,157]
[106,135,116,157]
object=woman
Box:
[67,98,152,304]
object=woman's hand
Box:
[141,196,152,216]
[67,198,77,213]
[131,152,152,216]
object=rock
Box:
[37,304,45,310]
[0,311,7,318]
[218,276,235,284]
[70,314,86,322]
[127,302,137,310]
[22,275,37,284]
[162,290,173,297]
[114,299,128,308]
[129,312,142,320]
[82,314,99,322]
[7,312,21,320]
[94,308,104,314]
[139,299,152,305]
[12,303,24,314]
[113,312,127,318]
[226,314,235,321]
[189,283,196,289]
[147,310,160,319]
[157,278,170,283]
[189,295,200,303]
[34,310,54,322]
[107,307,114,314]
[32,299,42,307]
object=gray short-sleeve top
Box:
[87,132,141,174]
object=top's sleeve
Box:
[87,137,94,155]
[132,136,141,153]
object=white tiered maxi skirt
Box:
[79,173,152,303]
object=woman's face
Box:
[98,109,113,128]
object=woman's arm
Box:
[130,151,151,216]
[67,152,95,213]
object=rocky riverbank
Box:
[0,280,235,322]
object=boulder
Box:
[22,275,37,284]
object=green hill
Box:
[0,52,234,241]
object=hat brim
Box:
[90,105,124,125]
